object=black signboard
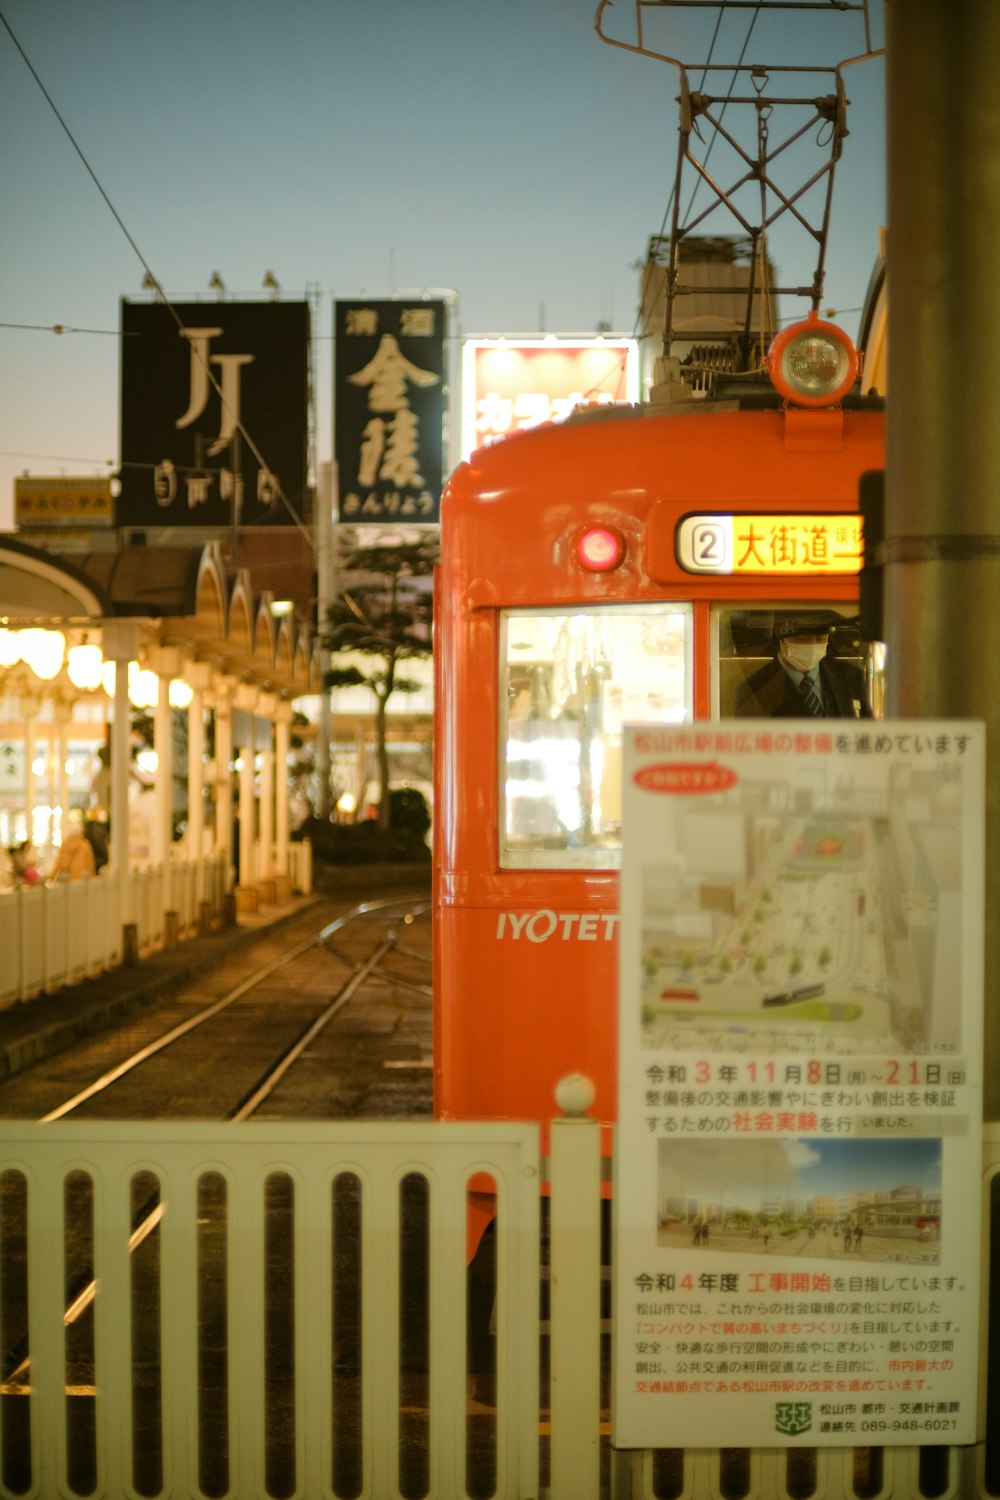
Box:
[118,300,309,528]
[334,299,446,524]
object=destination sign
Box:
[676,513,863,576]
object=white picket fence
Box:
[0,1115,995,1500]
[0,873,122,1004]
[0,1117,543,1500]
[0,841,312,1008]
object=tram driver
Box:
[732,613,873,720]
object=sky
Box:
[0,0,886,531]
[659,1137,942,1210]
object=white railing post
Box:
[290,837,313,895]
[549,1074,602,1500]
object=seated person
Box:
[734,616,872,719]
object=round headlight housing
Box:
[767,313,860,407]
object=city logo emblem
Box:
[775,1402,813,1437]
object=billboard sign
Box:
[613,720,985,1450]
[334,299,447,524]
[15,477,113,528]
[461,337,639,458]
[117,300,309,528]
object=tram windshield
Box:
[716,605,885,719]
[500,605,692,869]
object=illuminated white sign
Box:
[461,337,639,458]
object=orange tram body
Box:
[433,377,885,1162]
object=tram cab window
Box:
[500,605,692,869]
[715,605,885,719]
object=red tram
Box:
[433,319,885,1153]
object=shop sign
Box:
[118,300,309,528]
[461,337,638,459]
[334,299,447,524]
[15,477,113,528]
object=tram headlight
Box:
[767,313,860,407]
[577,525,625,572]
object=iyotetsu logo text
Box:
[495,911,619,942]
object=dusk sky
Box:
[659,1137,943,1210]
[1,1,886,529]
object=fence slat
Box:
[550,1110,603,1500]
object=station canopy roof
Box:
[0,536,319,703]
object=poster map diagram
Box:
[613,721,985,1451]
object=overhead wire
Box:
[0,322,128,336]
[0,8,314,546]
[681,3,762,227]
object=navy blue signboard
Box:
[117,300,309,528]
[334,299,446,524]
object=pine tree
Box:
[322,539,436,827]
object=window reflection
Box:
[717,605,884,720]
[501,606,692,869]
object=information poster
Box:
[613,721,985,1450]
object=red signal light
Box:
[577,526,624,571]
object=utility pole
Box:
[885,0,1000,1115]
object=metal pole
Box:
[214,691,233,878]
[274,708,290,877]
[154,679,172,870]
[258,738,274,881]
[187,687,205,865]
[885,0,1000,1116]
[111,659,131,947]
[238,744,255,891]
[315,460,335,819]
[23,703,37,850]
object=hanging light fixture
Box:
[18,628,65,681]
[0,628,21,668]
[168,678,194,709]
[102,659,158,707]
[67,638,104,691]
[128,663,159,709]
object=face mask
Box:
[781,639,827,673]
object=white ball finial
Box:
[555,1073,596,1117]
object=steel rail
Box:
[3,894,431,1393]
[39,893,428,1123]
[228,932,398,1121]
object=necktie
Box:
[799,673,825,716]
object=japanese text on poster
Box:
[613,722,984,1450]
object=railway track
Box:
[0,892,433,1124]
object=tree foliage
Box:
[322,538,437,826]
